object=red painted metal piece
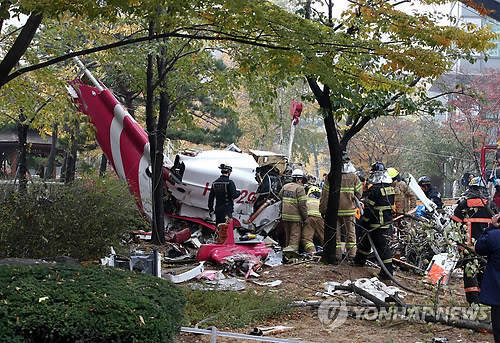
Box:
[196,219,271,263]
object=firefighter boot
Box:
[378,259,393,281]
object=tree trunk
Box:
[323,112,344,264]
[45,123,58,179]
[99,154,108,177]
[16,111,29,194]
[145,20,166,245]
[313,149,320,181]
[60,154,67,180]
[65,127,78,183]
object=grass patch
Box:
[183,288,291,329]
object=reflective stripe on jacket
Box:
[362,183,395,229]
[320,173,363,217]
[306,196,322,217]
[452,197,491,247]
[280,182,307,222]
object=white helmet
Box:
[292,169,304,178]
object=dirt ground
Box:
[175,261,495,343]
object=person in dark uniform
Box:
[418,176,443,209]
[475,213,500,343]
[354,162,395,280]
[208,164,241,225]
[451,176,492,304]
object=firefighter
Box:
[280,169,308,255]
[302,185,324,254]
[320,159,363,261]
[451,176,492,304]
[388,167,416,215]
[418,176,443,209]
[354,162,395,280]
[208,164,241,225]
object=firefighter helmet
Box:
[468,176,486,188]
[307,185,320,196]
[356,170,365,182]
[292,169,304,178]
[370,162,386,172]
[219,164,232,173]
[418,176,432,186]
[387,168,399,179]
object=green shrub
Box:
[183,288,291,328]
[0,264,185,343]
[0,176,149,261]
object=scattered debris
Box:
[250,280,282,287]
[250,326,295,336]
[264,250,283,267]
[197,270,225,281]
[190,277,247,291]
[101,247,161,277]
[320,277,407,304]
[165,262,204,283]
[425,252,458,285]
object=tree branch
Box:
[0,13,42,86]
[1,29,293,87]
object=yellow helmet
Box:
[307,186,320,195]
[387,167,399,179]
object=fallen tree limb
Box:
[290,301,492,332]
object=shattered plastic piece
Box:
[100,247,116,267]
[263,236,279,246]
[251,280,282,287]
[353,278,407,302]
[165,262,205,283]
[321,278,407,303]
[264,250,283,267]
[187,237,202,249]
[432,338,449,343]
[256,326,294,335]
[197,270,226,281]
[425,252,458,285]
[318,281,353,298]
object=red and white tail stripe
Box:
[69,79,153,219]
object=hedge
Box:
[0,264,185,343]
[0,176,148,261]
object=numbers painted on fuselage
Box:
[203,182,256,203]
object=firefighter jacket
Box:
[451,197,491,248]
[393,180,416,214]
[306,194,322,218]
[208,175,241,213]
[424,185,443,209]
[361,182,395,229]
[319,174,363,217]
[280,182,308,222]
[475,226,500,306]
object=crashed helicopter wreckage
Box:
[68,57,290,270]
